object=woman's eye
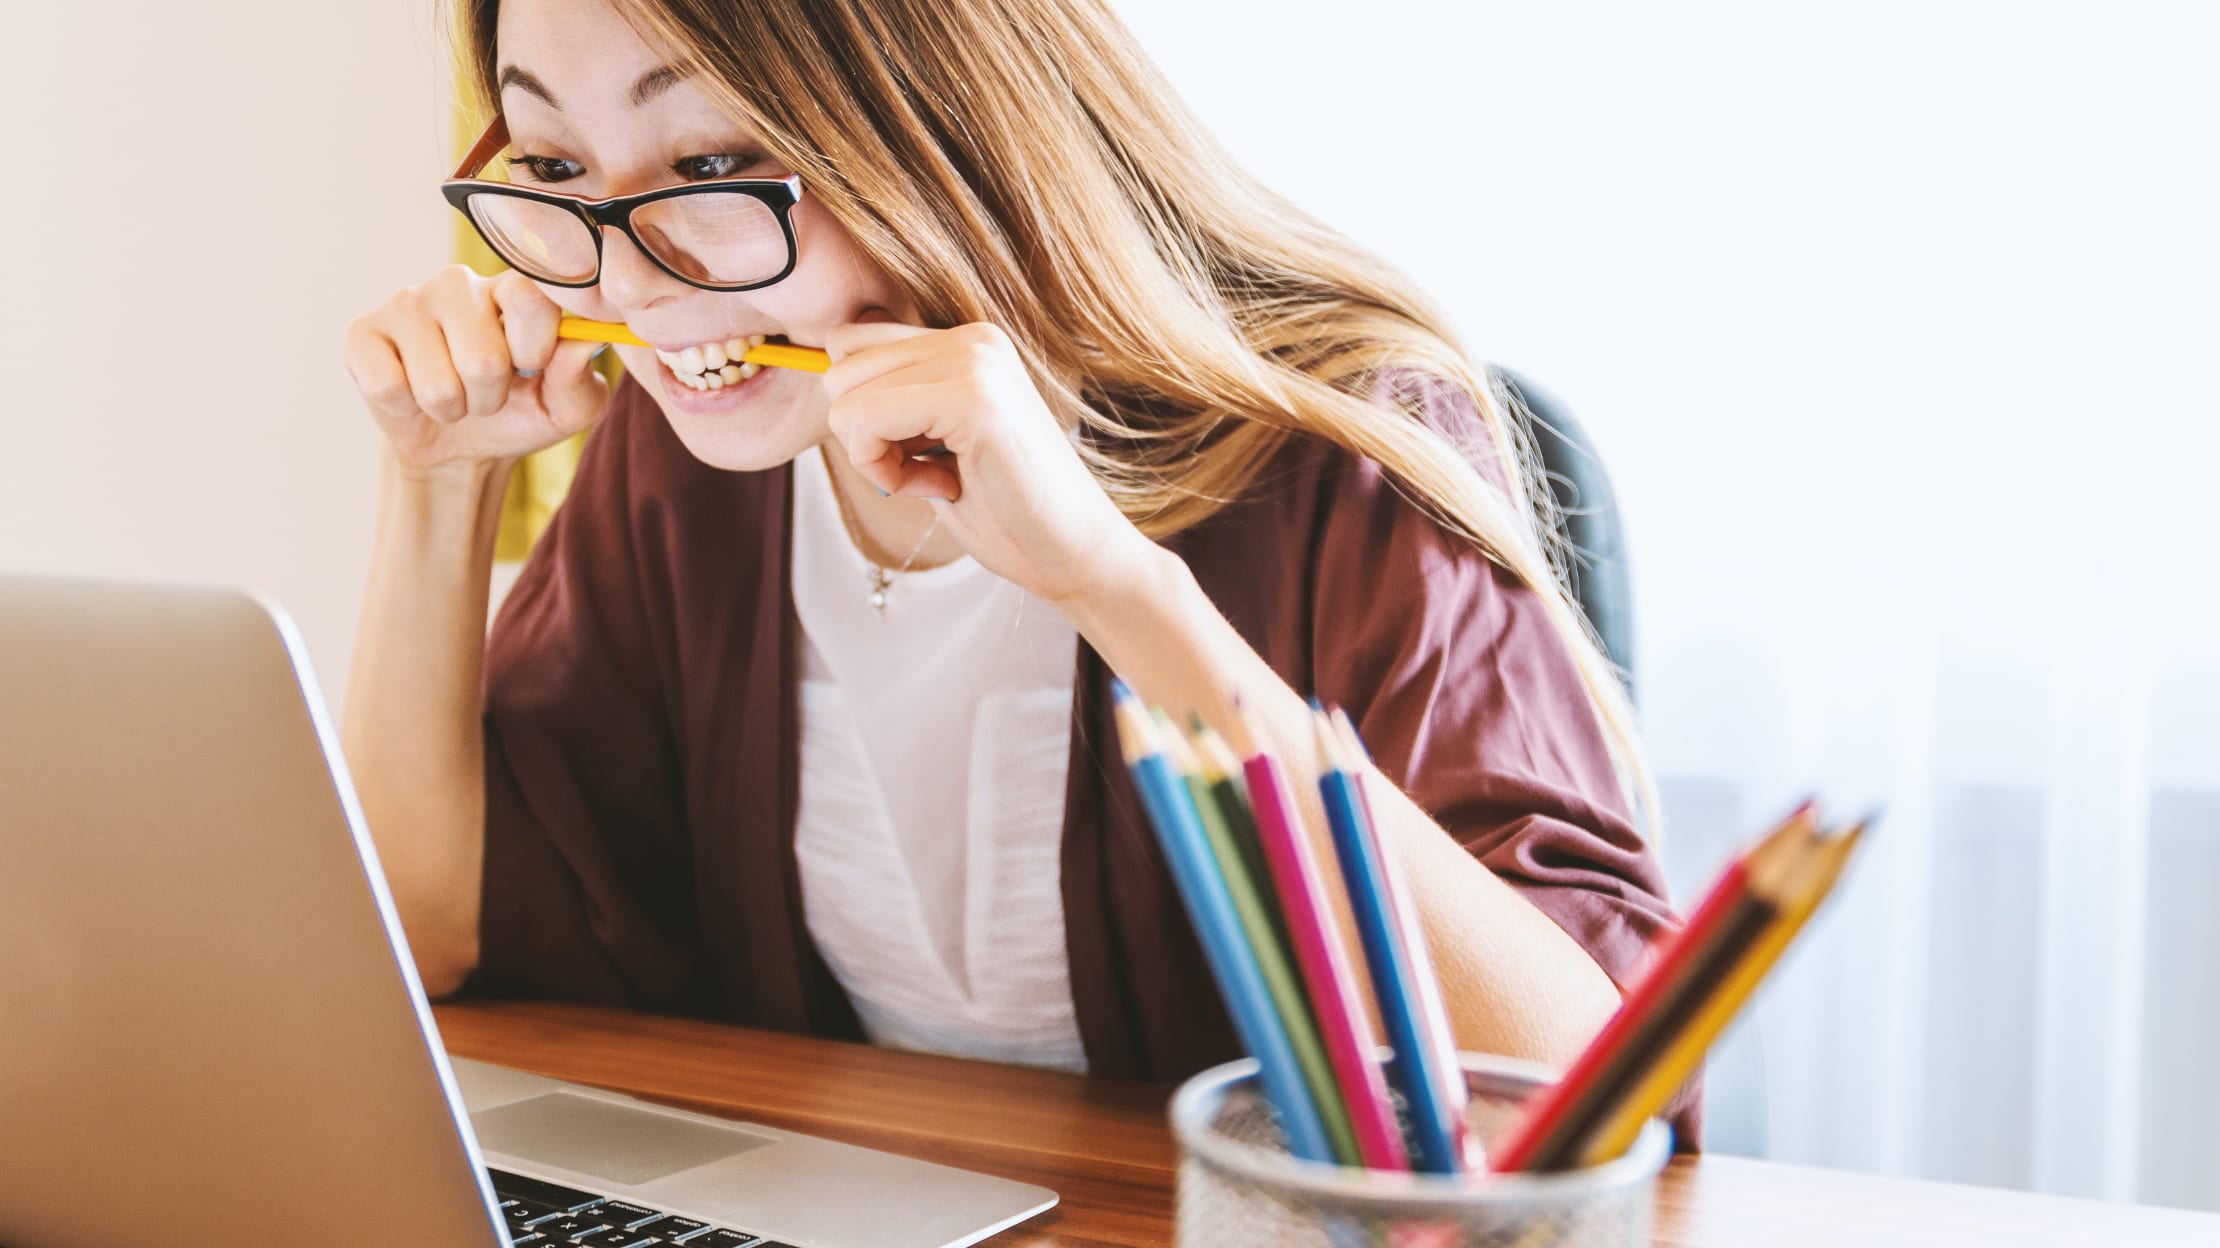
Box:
[503,155,584,184]
[674,153,757,180]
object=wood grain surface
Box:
[434,1001,2220,1247]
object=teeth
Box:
[660,334,779,387]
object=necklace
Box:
[825,467,945,618]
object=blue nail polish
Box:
[875,485,889,498]
[515,368,541,378]
[591,342,611,361]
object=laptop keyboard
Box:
[491,1167,797,1248]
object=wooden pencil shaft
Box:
[554,316,831,372]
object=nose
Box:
[593,223,687,312]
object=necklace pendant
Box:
[866,566,891,618]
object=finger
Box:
[823,319,939,390]
[845,435,961,503]
[345,318,420,423]
[428,278,514,418]
[887,454,962,503]
[380,306,470,424]
[825,366,964,490]
[492,271,562,376]
[538,337,612,437]
[823,305,915,357]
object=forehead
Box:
[495,0,680,112]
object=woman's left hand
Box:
[822,316,1157,608]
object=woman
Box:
[341,0,1681,1108]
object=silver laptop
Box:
[0,573,1057,1248]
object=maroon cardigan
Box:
[470,370,1693,1138]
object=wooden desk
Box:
[435,1001,2220,1247]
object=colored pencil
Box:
[1156,712,1361,1167]
[1329,708,1477,1172]
[1226,705,1411,1171]
[1110,685,1335,1164]
[1488,803,1817,1172]
[1189,716,1295,957]
[1314,706,1466,1174]
[555,315,831,373]
[1573,819,1866,1166]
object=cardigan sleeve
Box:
[466,385,704,1008]
[1306,375,1679,997]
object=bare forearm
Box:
[340,450,513,996]
[1058,544,1620,1067]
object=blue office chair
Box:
[1487,366,1635,701]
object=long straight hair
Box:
[455,0,1657,829]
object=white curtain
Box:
[1123,0,2220,1210]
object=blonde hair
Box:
[455,0,1657,830]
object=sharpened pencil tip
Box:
[1110,690,1158,765]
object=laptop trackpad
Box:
[470,1092,772,1186]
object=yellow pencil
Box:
[1574,821,1866,1165]
[555,315,831,374]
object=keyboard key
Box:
[535,1215,613,1241]
[488,1168,607,1213]
[507,1237,547,1247]
[586,1201,666,1230]
[684,1232,761,1247]
[642,1215,709,1240]
[502,1198,562,1229]
[574,1230,661,1248]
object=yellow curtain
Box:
[451,79,608,562]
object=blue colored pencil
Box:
[1313,705,1468,1174]
[1111,682,1336,1164]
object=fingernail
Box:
[590,343,611,361]
[874,485,889,498]
[515,368,541,378]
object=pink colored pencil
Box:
[1227,705,1410,1171]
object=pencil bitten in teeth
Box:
[657,334,774,390]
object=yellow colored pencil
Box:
[1574,821,1865,1165]
[555,315,831,374]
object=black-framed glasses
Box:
[441,116,803,292]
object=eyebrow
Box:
[496,63,690,111]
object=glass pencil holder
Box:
[1170,1053,1670,1248]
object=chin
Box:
[624,346,825,473]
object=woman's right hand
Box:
[344,265,611,475]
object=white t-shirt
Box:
[788,444,1088,1072]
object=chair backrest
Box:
[1486,366,1636,701]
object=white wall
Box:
[1,2,452,700]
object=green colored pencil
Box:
[1153,709,1361,1166]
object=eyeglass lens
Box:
[465,191,788,287]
